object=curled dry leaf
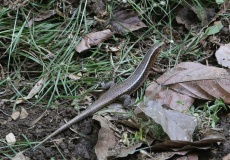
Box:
[201,128,225,141]
[76,29,113,53]
[141,100,197,141]
[151,132,225,151]
[93,115,116,160]
[93,115,143,159]
[215,43,230,68]
[157,62,230,104]
[110,8,147,33]
[6,133,16,145]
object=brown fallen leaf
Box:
[145,81,194,112]
[157,62,230,104]
[151,132,225,151]
[116,143,142,158]
[110,8,147,33]
[75,29,113,53]
[93,115,144,159]
[88,0,106,17]
[176,7,198,30]
[93,115,116,160]
[26,10,57,27]
[141,100,197,141]
[190,7,215,24]
[216,43,230,68]
[176,4,215,30]
[149,151,190,160]
[207,0,230,26]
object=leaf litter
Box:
[216,43,230,68]
[157,62,230,104]
[1,0,230,160]
[75,8,147,53]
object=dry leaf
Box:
[149,151,190,160]
[20,107,29,119]
[26,10,56,27]
[216,43,230,68]
[187,153,199,160]
[88,0,106,16]
[151,134,225,151]
[223,154,230,160]
[16,76,48,104]
[11,152,30,160]
[109,46,120,52]
[116,143,142,158]
[11,110,20,120]
[176,8,197,30]
[191,7,215,24]
[145,81,193,112]
[176,6,215,30]
[157,62,230,104]
[6,133,16,145]
[110,8,147,33]
[142,100,197,141]
[93,115,116,160]
[67,73,82,81]
[76,29,113,53]
[93,115,141,159]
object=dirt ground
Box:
[0,103,99,159]
[0,102,229,160]
[0,1,229,159]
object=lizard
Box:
[33,42,165,150]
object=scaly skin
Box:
[33,42,165,150]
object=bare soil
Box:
[0,102,229,160]
[0,103,99,159]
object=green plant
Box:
[190,99,227,128]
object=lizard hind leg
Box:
[118,94,133,107]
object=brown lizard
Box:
[33,42,165,150]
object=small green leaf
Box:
[205,21,223,35]
[216,0,224,4]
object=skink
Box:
[33,42,165,149]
